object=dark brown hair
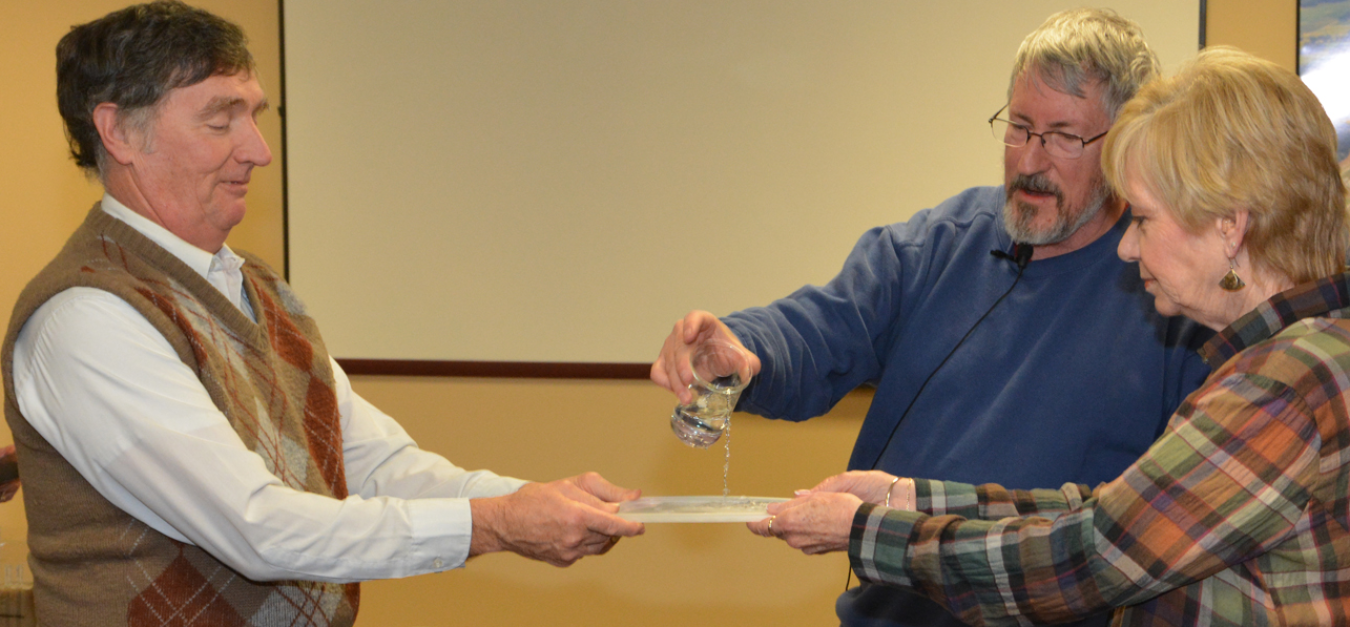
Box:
[57,0,254,174]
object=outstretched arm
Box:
[750,364,1325,626]
[850,372,1321,626]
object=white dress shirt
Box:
[11,195,526,583]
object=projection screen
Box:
[282,1,1200,369]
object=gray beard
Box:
[1002,179,1111,245]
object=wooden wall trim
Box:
[337,359,651,379]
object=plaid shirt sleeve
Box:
[920,479,1094,521]
[850,352,1324,627]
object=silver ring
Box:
[767,516,776,536]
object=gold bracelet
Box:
[902,478,912,510]
[883,476,901,508]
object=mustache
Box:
[1008,174,1064,204]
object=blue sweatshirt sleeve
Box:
[724,218,938,421]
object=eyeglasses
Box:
[988,105,1109,160]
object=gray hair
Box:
[1008,8,1161,121]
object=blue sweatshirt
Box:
[724,186,1212,627]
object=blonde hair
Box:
[1102,47,1348,284]
[1009,8,1160,121]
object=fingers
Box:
[654,311,752,405]
[649,360,671,390]
[475,480,645,567]
[562,477,645,537]
[541,523,639,568]
[562,529,629,565]
[654,317,697,404]
[747,516,775,538]
[552,480,617,514]
[812,470,877,492]
[587,510,645,539]
[570,471,641,504]
[811,470,898,503]
[549,480,645,540]
[593,535,622,557]
[810,473,850,492]
[751,513,818,551]
[549,506,642,568]
[681,310,718,344]
[747,493,861,555]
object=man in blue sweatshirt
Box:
[651,9,1212,627]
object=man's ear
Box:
[92,103,139,166]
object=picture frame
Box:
[1299,0,1350,164]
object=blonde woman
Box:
[753,48,1350,626]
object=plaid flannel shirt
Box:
[850,273,1350,626]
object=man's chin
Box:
[215,203,249,230]
[1004,202,1064,244]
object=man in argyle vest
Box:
[3,3,645,625]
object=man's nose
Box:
[238,118,273,167]
[1013,135,1052,174]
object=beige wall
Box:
[1208,0,1298,72]
[0,1,1295,626]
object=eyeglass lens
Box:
[990,119,1086,159]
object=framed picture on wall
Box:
[1299,0,1350,165]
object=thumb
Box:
[812,474,853,492]
[574,473,641,503]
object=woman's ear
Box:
[1218,210,1250,256]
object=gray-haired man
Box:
[651,10,1213,627]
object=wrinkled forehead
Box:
[1008,70,1109,127]
[162,71,269,114]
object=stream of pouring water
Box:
[722,415,731,498]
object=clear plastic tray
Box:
[616,496,787,522]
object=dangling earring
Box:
[1218,257,1246,292]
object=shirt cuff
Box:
[407,498,477,572]
[917,478,977,517]
[849,501,924,589]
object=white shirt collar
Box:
[101,194,232,278]
[100,194,252,317]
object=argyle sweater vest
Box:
[2,205,359,626]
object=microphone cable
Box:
[842,242,1032,593]
[863,242,1032,472]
